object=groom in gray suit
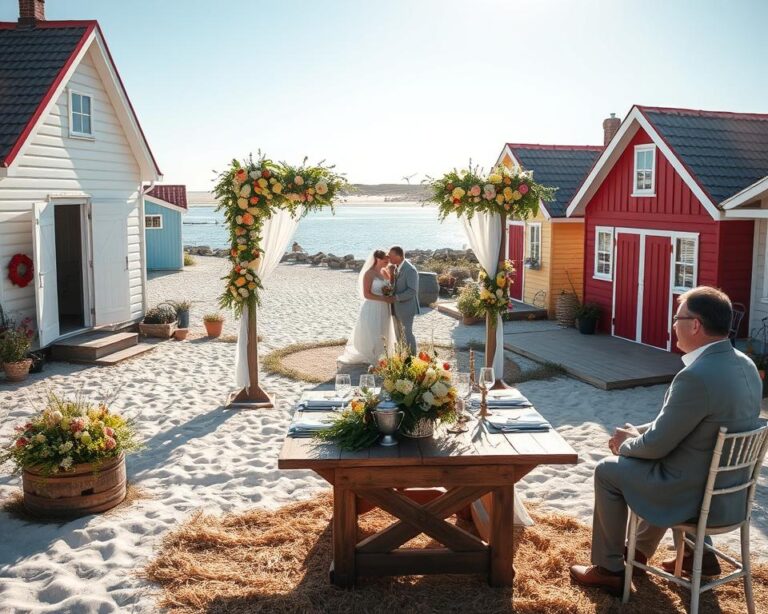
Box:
[387,246,420,353]
[570,286,762,596]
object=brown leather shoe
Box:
[570,564,625,597]
[661,550,721,576]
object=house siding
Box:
[750,219,768,345]
[718,219,755,338]
[144,201,183,270]
[523,210,550,309]
[583,128,723,342]
[0,48,143,325]
[549,221,584,313]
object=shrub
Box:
[184,252,196,266]
[575,302,601,321]
[143,305,177,324]
[203,313,225,323]
[419,256,480,278]
[456,283,484,318]
[0,328,32,363]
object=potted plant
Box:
[1,327,33,382]
[164,299,192,328]
[139,305,177,339]
[575,302,601,335]
[203,313,224,338]
[437,273,457,297]
[456,283,484,325]
[0,393,140,518]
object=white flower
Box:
[58,441,73,454]
[395,379,414,395]
[496,289,503,298]
[34,433,46,443]
[60,456,73,470]
[423,368,437,386]
[249,170,260,180]
[238,288,249,297]
[431,381,448,398]
[239,184,252,197]
[74,431,82,439]
[483,184,496,200]
[50,410,63,423]
[315,181,328,195]
[422,391,436,406]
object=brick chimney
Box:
[18,0,45,25]
[602,113,620,146]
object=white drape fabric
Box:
[236,208,302,387]
[462,211,505,376]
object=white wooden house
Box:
[0,2,161,348]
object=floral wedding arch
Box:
[213,154,348,406]
[427,164,555,386]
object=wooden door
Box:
[91,202,131,325]
[507,224,524,301]
[613,233,640,341]
[33,202,60,347]
[641,236,672,349]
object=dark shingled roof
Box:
[0,24,89,165]
[146,184,188,210]
[640,106,768,204]
[507,144,602,217]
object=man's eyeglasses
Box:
[672,315,697,323]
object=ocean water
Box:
[183,201,467,258]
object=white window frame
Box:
[593,225,614,281]
[671,235,698,293]
[145,214,163,230]
[68,89,94,139]
[632,144,656,197]
[527,222,541,265]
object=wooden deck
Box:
[504,328,683,390]
[437,299,547,322]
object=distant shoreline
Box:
[187,195,434,208]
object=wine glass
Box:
[335,374,351,399]
[479,367,495,391]
[453,372,471,421]
[359,374,376,394]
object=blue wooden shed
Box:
[143,185,187,271]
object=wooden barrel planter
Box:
[22,453,126,518]
[555,292,579,328]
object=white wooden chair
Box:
[622,425,768,614]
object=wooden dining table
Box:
[278,415,578,589]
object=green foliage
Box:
[0,392,141,475]
[456,283,484,318]
[162,300,192,314]
[143,305,177,324]
[315,391,380,451]
[183,252,196,266]
[203,312,224,322]
[575,302,601,321]
[0,328,31,363]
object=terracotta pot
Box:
[22,453,126,518]
[204,320,224,338]
[3,358,32,382]
[139,321,177,339]
[462,315,483,326]
[174,328,189,341]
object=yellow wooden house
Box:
[497,144,602,317]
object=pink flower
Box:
[103,426,114,437]
[469,185,481,197]
[15,437,28,448]
[518,183,529,195]
[70,418,86,433]
[104,437,116,450]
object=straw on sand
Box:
[144,492,768,613]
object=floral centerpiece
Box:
[374,346,458,437]
[315,389,381,451]
[1,393,140,475]
[212,154,349,316]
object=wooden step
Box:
[92,342,156,366]
[51,332,138,362]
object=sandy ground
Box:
[0,256,765,613]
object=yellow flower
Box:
[495,194,504,205]
[257,178,268,188]
[489,173,502,184]
[247,207,260,216]
[351,400,364,414]
[247,282,257,290]
[237,198,248,209]
[480,289,493,300]
[512,190,522,201]
[503,186,514,200]
[307,187,316,195]
[383,379,395,392]
[248,257,260,269]
[237,244,247,251]
[272,182,283,194]
[451,187,466,200]
[496,273,506,288]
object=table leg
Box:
[332,483,357,588]
[489,485,515,587]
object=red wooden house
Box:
[567,105,767,352]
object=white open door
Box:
[91,201,131,325]
[33,202,61,347]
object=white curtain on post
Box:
[462,211,505,376]
[235,208,302,387]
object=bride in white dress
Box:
[338,250,396,365]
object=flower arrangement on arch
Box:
[477,259,516,319]
[212,154,349,315]
[426,163,556,222]
[0,393,140,475]
[374,346,458,433]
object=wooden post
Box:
[228,301,273,408]
[485,212,510,389]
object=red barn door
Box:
[613,233,640,341]
[641,236,672,349]
[507,224,524,301]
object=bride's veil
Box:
[358,251,377,299]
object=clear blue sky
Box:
[3,0,766,189]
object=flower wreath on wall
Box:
[8,254,34,288]
[426,164,556,318]
[212,154,348,316]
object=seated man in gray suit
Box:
[570,286,762,596]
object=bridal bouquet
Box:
[426,162,555,222]
[374,347,458,434]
